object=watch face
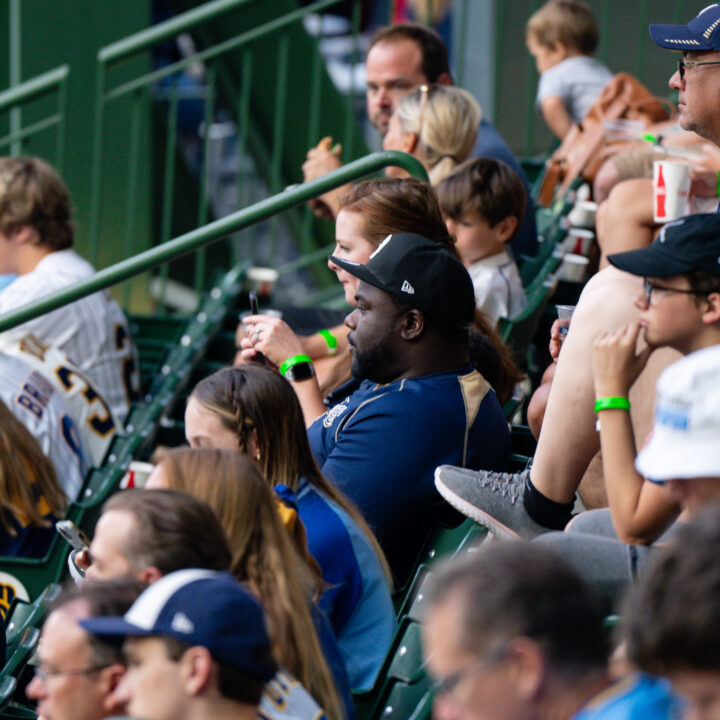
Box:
[287,361,315,382]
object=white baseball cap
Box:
[636,345,720,482]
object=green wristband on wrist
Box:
[594,396,630,413]
[280,354,313,377]
[716,171,720,197]
[318,328,338,356]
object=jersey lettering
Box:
[16,393,44,419]
[115,324,140,405]
[56,365,115,437]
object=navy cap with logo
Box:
[649,4,720,52]
[607,214,720,278]
[79,569,277,683]
[330,232,475,328]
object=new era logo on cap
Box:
[401,280,415,294]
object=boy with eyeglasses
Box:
[436,213,720,548]
[576,214,720,542]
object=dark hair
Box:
[369,23,450,83]
[468,324,524,405]
[102,488,232,575]
[625,507,720,674]
[684,269,720,299]
[161,636,268,706]
[427,542,609,677]
[0,156,74,250]
[526,0,600,55]
[52,577,145,666]
[437,158,527,241]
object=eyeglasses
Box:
[33,664,112,683]
[642,278,707,305]
[429,644,507,697]
[677,57,720,79]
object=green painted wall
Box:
[0,1,151,269]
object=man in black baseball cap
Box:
[306,232,510,580]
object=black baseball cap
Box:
[608,214,720,278]
[330,232,475,327]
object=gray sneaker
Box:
[434,466,548,540]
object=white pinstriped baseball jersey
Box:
[0,353,87,500]
[0,333,119,467]
[0,249,141,422]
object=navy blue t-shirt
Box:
[475,118,538,258]
[308,366,510,578]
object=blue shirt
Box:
[308,366,510,579]
[311,604,357,719]
[475,118,538,258]
[572,674,682,720]
[277,479,396,691]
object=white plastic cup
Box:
[556,305,576,345]
[245,266,279,296]
[558,253,589,283]
[120,461,155,489]
[653,160,691,223]
[567,200,598,229]
[564,228,595,256]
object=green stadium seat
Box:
[4,583,59,651]
[373,676,430,720]
[0,703,42,719]
[0,676,17,712]
[385,622,425,684]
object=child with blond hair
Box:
[526,0,612,139]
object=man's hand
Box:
[592,322,654,398]
[303,137,347,220]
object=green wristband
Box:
[717,171,720,197]
[594,396,630,413]
[318,328,338,356]
[280,354,313,378]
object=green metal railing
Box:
[0,151,427,333]
[0,65,69,171]
[87,0,367,306]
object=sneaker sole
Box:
[434,468,522,542]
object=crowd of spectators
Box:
[3,2,720,720]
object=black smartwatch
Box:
[280,354,316,382]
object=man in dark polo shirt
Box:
[307,233,510,579]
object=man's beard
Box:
[350,337,397,384]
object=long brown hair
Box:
[159,446,344,720]
[0,399,66,535]
[190,364,394,588]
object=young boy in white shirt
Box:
[438,157,527,326]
